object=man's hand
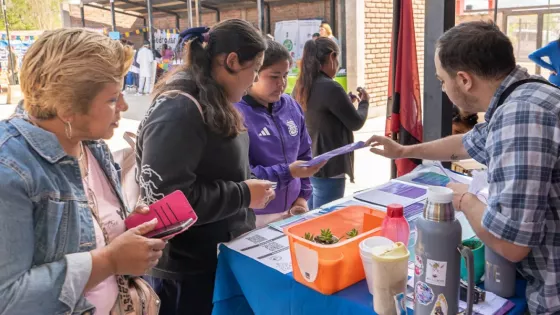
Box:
[447,183,470,211]
[446,183,531,263]
[365,135,406,159]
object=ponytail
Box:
[293,37,338,111]
[184,39,210,75]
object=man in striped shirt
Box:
[367,21,560,314]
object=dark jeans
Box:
[144,272,216,315]
[308,177,346,209]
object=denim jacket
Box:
[0,117,127,315]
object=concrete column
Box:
[344,0,365,94]
[60,2,72,28]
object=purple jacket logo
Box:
[286,119,298,136]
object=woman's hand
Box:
[289,160,326,178]
[129,203,174,241]
[357,87,370,102]
[245,179,276,209]
[105,219,166,276]
[289,198,309,216]
[130,203,149,215]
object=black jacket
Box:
[136,89,255,278]
[304,72,369,182]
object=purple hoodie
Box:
[235,94,313,215]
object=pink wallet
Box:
[125,190,198,238]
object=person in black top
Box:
[293,38,370,209]
[452,105,478,135]
[136,20,274,315]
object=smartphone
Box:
[144,218,195,239]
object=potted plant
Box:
[345,228,359,239]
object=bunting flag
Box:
[107,27,181,40]
[386,0,423,177]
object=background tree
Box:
[0,0,62,30]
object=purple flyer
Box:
[299,141,365,167]
[378,182,426,199]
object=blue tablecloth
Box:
[213,243,527,315]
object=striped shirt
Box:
[463,66,560,314]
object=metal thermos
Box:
[414,187,475,315]
[485,246,516,298]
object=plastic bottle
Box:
[381,204,410,246]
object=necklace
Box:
[79,142,88,178]
[78,143,85,161]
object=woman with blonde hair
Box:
[319,22,339,46]
[0,28,165,315]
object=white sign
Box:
[154,30,179,52]
[297,20,321,58]
[274,19,321,61]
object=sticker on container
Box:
[430,294,448,315]
[426,259,447,287]
[415,255,424,276]
[415,281,434,305]
[394,292,407,315]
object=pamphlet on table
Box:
[353,180,428,207]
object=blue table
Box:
[213,244,527,315]
[213,171,528,315]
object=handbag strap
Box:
[82,150,137,314]
[123,131,136,150]
[159,90,205,123]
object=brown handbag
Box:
[110,276,161,315]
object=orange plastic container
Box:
[284,205,386,295]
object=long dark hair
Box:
[293,37,338,110]
[153,19,266,137]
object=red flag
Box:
[386,0,423,177]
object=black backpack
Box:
[496,78,560,108]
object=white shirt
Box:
[136,47,154,77]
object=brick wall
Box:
[363,0,425,109]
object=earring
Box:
[64,121,73,140]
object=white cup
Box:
[359,236,394,294]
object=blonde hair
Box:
[321,23,333,36]
[20,28,134,119]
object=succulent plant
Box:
[346,228,359,238]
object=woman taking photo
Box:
[0,29,165,315]
[294,38,370,209]
[235,40,324,228]
[137,20,274,314]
